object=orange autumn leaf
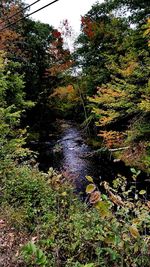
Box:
[89,191,101,204]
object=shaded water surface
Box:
[57,121,98,191]
[32,120,149,196]
[36,120,106,192]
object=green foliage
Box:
[22,242,47,266]
[84,175,150,266]
[101,0,150,24]
[75,14,128,95]
[1,163,149,266]
[0,1,150,267]
[1,165,54,228]
[0,53,31,166]
[48,84,82,118]
[22,19,54,101]
[75,0,150,171]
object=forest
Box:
[0,0,150,266]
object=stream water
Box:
[30,120,150,196]
[53,121,98,192]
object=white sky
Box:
[25,0,103,34]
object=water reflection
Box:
[58,121,95,191]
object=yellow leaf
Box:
[132,218,140,225]
[104,236,115,244]
[86,184,96,194]
[134,244,139,253]
[61,192,67,196]
[139,190,146,195]
[129,225,140,239]
[85,175,94,183]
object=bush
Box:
[1,163,150,266]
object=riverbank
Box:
[28,119,150,198]
[1,153,150,267]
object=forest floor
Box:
[0,219,29,267]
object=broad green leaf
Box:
[95,200,111,218]
[101,194,108,200]
[36,249,43,259]
[29,242,36,253]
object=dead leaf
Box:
[129,225,140,238]
[109,191,124,206]
[89,191,101,204]
[0,219,6,228]
[8,233,15,247]
[147,201,150,209]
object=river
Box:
[30,119,150,197]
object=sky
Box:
[24,0,103,34]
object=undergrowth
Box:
[0,161,150,267]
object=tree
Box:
[0,52,31,168]
[104,0,150,24]
[75,5,129,95]
[88,18,150,170]
[0,0,26,57]
[74,0,150,171]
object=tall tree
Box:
[75,8,129,95]
[75,0,150,171]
